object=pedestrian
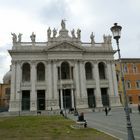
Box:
[138,104,140,114]
[105,107,108,116]
[77,112,87,128]
[108,107,112,116]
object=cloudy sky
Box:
[0,0,140,83]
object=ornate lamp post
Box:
[110,23,135,140]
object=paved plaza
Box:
[68,107,140,140]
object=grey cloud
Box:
[38,0,71,25]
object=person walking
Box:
[105,107,108,116]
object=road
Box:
[68,107,140,140]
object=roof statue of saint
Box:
[77,29,81,40]
[61,19,66,30]
[90,32,95,44]
[11,33,17,43]
[30,32,36,42]
[47,27,51,39]
[18,33,22,43]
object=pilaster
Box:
[60,89,64,109]
[94,61,102,107]
[30,61,36,111]
[71,89,74,108]
[15,61,22,111]
[47,60,52,100]
[9,60,17,111]
[16,61,21,100]
[74,61,80,98]
[52,60,59,109]
[79,60,87,98]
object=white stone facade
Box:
[9,20,120,112]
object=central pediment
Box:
[46,41,85,52]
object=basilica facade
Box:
[9,20,120,112]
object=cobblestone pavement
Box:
[68,107,140,140]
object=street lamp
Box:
[110,23,135,140]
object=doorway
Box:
[63,89,72,109]
[101,88,109,107]
[87,88,96,108]
[22,90,30,111]
[37,90,45,110]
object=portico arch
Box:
[61,61,70,79]
[22,63,30,82]
[98,62,106,79]
[85,62,93,80]
[37,62,45,81]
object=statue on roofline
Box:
[18,33,22,43]
[30,32,36,43]
[61,19,66,29]
[77,29,81,39]
[107,35,112,44]
[103,34,112,44]
[90,32,95,44]
[47,27,51,39]
[71,29,76,38]
[53,28,57,38]
[11,33,17,43]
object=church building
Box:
[8,20,120,112]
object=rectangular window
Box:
[129,96,132,104]
[123,64,128,73]
[138,96,140,102]
[133,64,137,73]
[136,81,140,89]
[126,81,131,89]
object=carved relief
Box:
[48,42,83,52]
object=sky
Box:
[0,0,140,83]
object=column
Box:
[9,61,16,111]
[74,61,80,98]
[16,61,21,100]
[112,62,119,96]
[79,61,88,108]
[30,61,36,111]
[94,62,102,107]
[53,61,58,99]
[45,62,48,110]
[79,61,86,98]
[47,61,52,102]
[53,60,59,109]
[15,61,21,111]
[60,89,64,109]
[71,89,74,108]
